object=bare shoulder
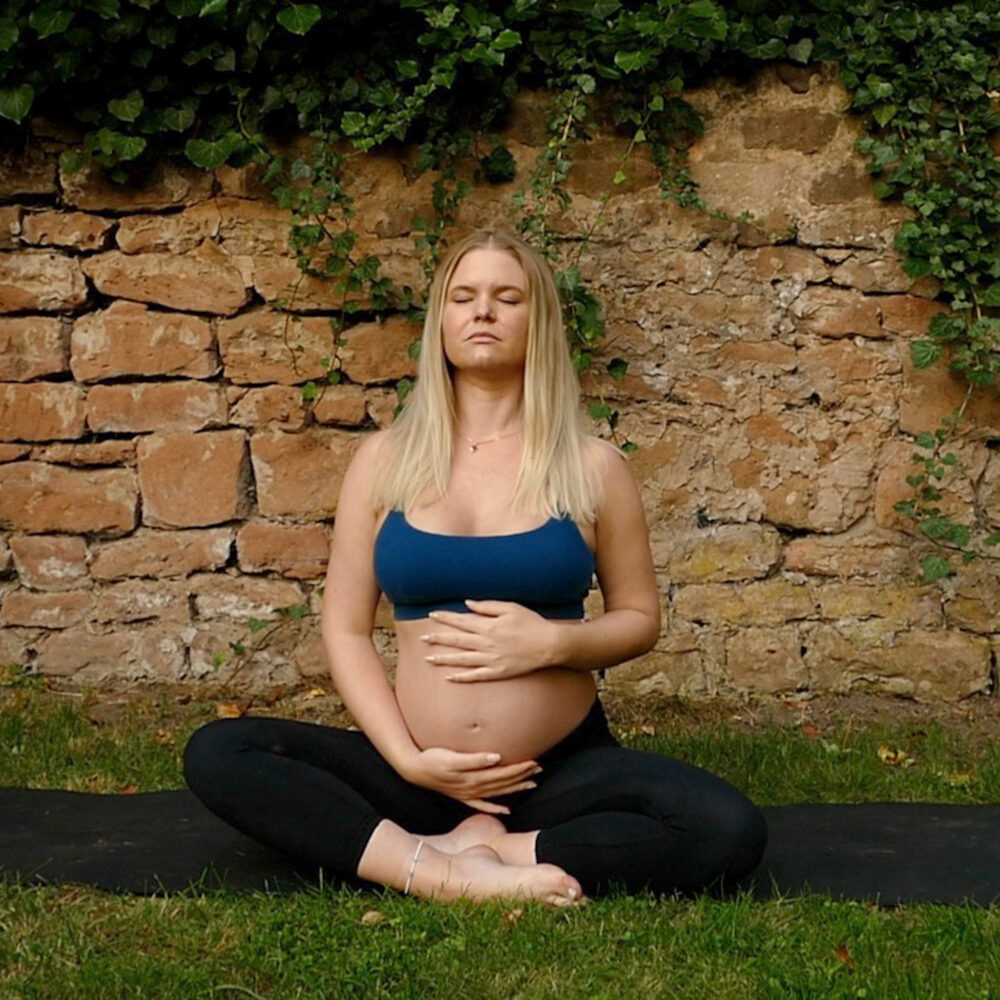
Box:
[582,434,643,519]
[583,433,628,467]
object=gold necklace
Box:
[463,427,522,452]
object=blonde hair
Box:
[368,228,604,523]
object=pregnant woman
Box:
[183,228,768,906]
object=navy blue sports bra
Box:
[373,509,596,621]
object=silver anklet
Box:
[403,839,425,895]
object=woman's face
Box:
[441,248,530,377]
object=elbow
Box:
[642,604,662,654]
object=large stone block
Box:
[9,534,89,590]
[674,579,816,627]
[81,247,249,315]
[187,573,305,619]
[790,286,882,338]
[0,250,88,312]
[725,627,807,693]
[0,462,137,536]
[20,210,114,251]
[0,382,87,441]
[30,441,135,466]
[137,430,252,528]
[217,307,335,384]
[86,381,228,434]
[236,522,330,579]
[116,203,222,254]
[803,623,990,701]
[249,428,358,518]
[784,533,913,577]
[0,589,92,627]
[228,385,307,430]
[815,581,943,627]
[71,301,218,381]
[899,348,1000,437]
[338,316,421,385]
[652,522,782,583]
[0,317,68,380]
[35,625,188,681]
[90,527,232,580]
[60,156,214,212]
[742,110,839,153]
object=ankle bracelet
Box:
[403,839,425,894]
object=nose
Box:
[474,295,495,321]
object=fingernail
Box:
[419,634,429,641]
[568,887,578,900]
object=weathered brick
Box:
[90,579,190,624]
[879,295,948,337]
[725,627,807,693]
[0,250,88,312]
[807,165,875,204]
[0,461,137,535]
[236,522,330,579]
[675,579,816,626]
[791,286,882,338]
[35,625,188,681]
[87,381,228,434]
[1,589,92,627]
[60,155,213,212]
[20,210,114,251]
[188,573,304,619]
[9,535,89,590]
[228,385,306,430]
[816,582,943,627]
[217,307,335,384]
[742,110,839,153]
[829,252,939,297]
[116,203,221,254]
[90,527,232,579]
[603,627,712,698]
[338,316,421,385]
[311,384,367,426]
[81,247,249,315]
[0,206,21,248]
[0,144,58,199]
[804,623,990,701]
[899,348,1000,437]
[784,535,912,577]
[137,430,251,528]
[0,317,68,380]
[652,522,782,583]
[250,428,359,518]
[0,382,86,442]
[30,441,136,466]
[942,563,1000,634]
[71,301,218,381]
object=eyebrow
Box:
[448,284,525,294]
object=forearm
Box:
[546,608,660,674]
[322,630,419,774]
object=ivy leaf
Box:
[59,149,85,173]
[493,28,521,50]
[277,4,321,35]
[873,103,898,127]
[115,135,147,160]
[911,340,941,370]
[199,0,227,13]
[28,6,75,38]
[341,111,366,136]
[0,18,20,51]
[163,104,196,131]
[0,84,34,124]
[108,90,144,122]
[185,133,240,168]
[587,402,611,420]
[614,50,650,73]
[920,554,952,582]
[787,38,812,63]
[981,282,1000,308]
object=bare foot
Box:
[420,813,508,854]
[410,843,584,907]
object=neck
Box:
[451,371,524,440]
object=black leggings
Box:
[182,697,768,898]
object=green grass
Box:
[2,687,999,1000]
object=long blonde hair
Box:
[368,228,603,522]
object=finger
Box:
[451,753,538,775]
[445,668,504,682]
[462,798,511,815]
[427,610,480,632]
[464,599,517,615]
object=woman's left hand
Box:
[420,600,559,682]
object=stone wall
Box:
[2,63,999,701]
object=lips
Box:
[468,332,498,341]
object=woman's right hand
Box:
[399,747,542,815]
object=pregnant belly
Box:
[393,619,597,763]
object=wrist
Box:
[545,619,576,669]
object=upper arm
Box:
[321,429,388,639]
[587,437,661,632]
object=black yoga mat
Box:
[3,787,999,905]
